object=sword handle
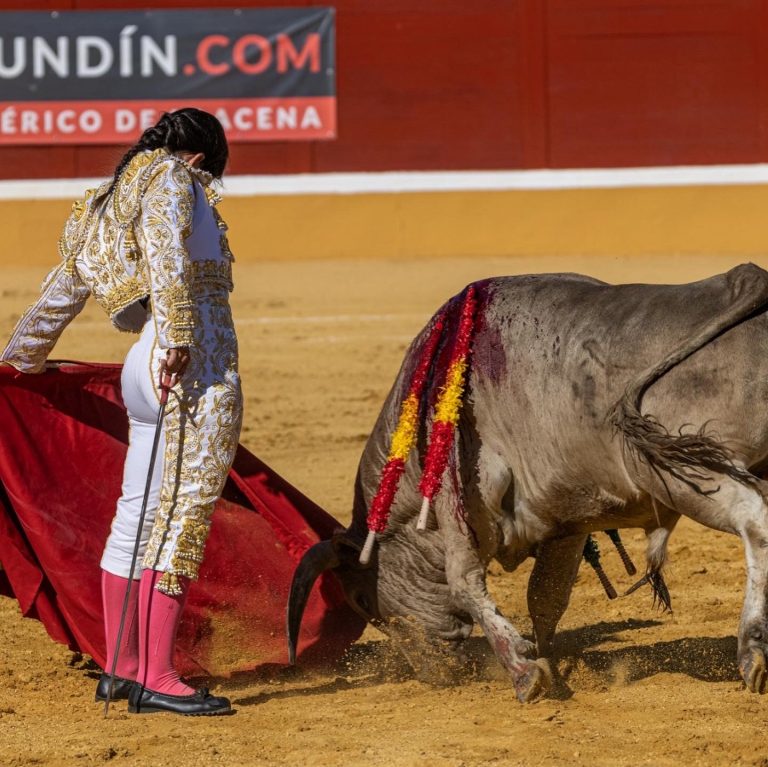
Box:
[158,369,174,405]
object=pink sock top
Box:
[136,569,195,696]
[101,570,140,680]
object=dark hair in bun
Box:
[109,107,229,191]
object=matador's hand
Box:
[161,346,190,382]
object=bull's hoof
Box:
[513,659,552,703]
[739,647,768,694]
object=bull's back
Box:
[469,266,768,501]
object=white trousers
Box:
[100,317,164,579]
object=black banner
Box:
[0,8,336,143]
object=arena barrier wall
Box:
[1,168,767,264]
[1,1,767,262]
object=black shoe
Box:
[94,673,134,702]
[128,685,232,716]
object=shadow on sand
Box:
[228,618,741,706]
[559,623,739,683]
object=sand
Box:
[1,253,767,767]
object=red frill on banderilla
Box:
[360,285,478,564]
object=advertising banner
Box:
[0,8,336,144]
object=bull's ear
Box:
[331,531,370,569]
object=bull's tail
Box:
[359,285,477,564]
[610,263,768,496]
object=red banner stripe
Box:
[0,97,336,145]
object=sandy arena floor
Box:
[1,253,768,767]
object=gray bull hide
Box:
[288,263,768,701]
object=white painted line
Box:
[294,334,415,344]
[64,313,427,330]
[3,164,768,200]
[221,165,768,195]
[235,313,426,325]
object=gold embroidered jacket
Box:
[1,149,233,373]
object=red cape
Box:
[0,362,364,677]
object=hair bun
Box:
[138,125,165,150]
[108,108,228,193]
[139,112,177,150]
[158,113,176,145]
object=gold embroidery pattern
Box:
[0,263,90,372]
[142,295,242,589]
[211,207,235,264]
[2,148,235,372]
[98,276,146,319]
[190,259,233,293]
[137,160,197,348]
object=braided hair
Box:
[108,108,228,193]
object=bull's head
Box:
[287,530,381,664]
[287,523,476,667]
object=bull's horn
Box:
[286,540,341,665]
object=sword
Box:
[103,367,174,717]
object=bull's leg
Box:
[646,475,768,693]
[434,497,550,702]
[730,483,768,694]
[527,534,587,659]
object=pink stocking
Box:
[101,570,139,680]
[136,569,195,696]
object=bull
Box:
[288,264,768,701]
